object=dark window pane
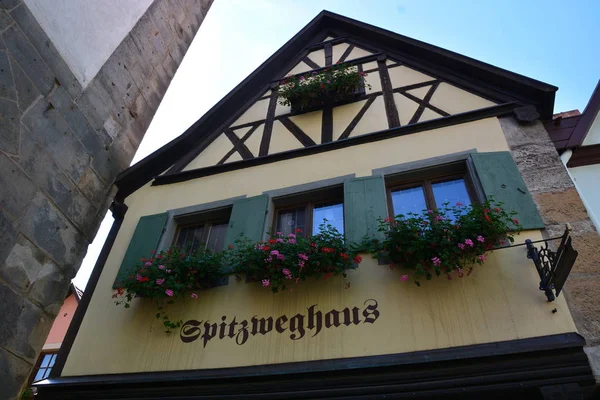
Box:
[431,179,471,208]
[176,225,205,253]
[313,203,344,235]
[277,207,306,236]
[206,223,227,253]
[391,186,427,216]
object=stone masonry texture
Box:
[0,0,213,398]
[499,116,600,380]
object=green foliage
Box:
[113,247,225,332]
[278,64,371,112]
[360,200,522,284]
[232,223,361,293]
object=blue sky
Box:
[74,0,599,287]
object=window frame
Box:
[385,161,480,218]
[29,350,58,385]
[271,185,344,237]
[172,206,231,253]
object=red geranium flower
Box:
[295,228,303,233]
[353,255,363,264]
[268,239,277,244]
[339,253,349,260]
[513,219,519,225]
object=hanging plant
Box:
[361,200,523,285]
[278,63,371,113]
[113,247,226,332]
[232,223,361,293]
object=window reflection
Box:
[391,186,427,216]
[313,203,344,235]
[431,179,471,208]
[276,207,306,236]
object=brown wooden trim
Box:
[303,36,347,51]
[324,42,332,66]
[364,68,378,73]
[35,333,594,400]
[567,144,600,168]
[378,58,401,128]
[259,89,279,156]
[302,55,321,70]
[408,81,440,124]
[321,107,333,143]
[50,202,128,378]
[217,125,260,164]
[337,44,355,64]
[153,103,518,186]
[223,129,253,160]
[229,119,267,131]
[566,81,600,148]
[279,116,317,147]
[393,79,438,93]
[273,53,382,83]
[387,62,402,68]
[338,95,377,140]
[396,84,450,118]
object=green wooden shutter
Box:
[225,194,269,246]
[114,213,168,288]
[344,176,388,243]
[471,151,544,229]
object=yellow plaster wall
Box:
[62,117,578,377]
[350,95,388,137]
[182,133,231,171]
[289,110,322,145]
[63,235,575,376]
[231,98,269,127]
[307,49,326,68]
[389,66,434,88]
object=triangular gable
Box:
[116,11,557,199]
[178,36,496,173]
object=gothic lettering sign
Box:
[180,299,380,347]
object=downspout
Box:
[560,150,600,233]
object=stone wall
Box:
[0,0,212,398]
[500,115,600,380]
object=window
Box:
[386,162,478,218]
[173,207,230,253]
[31,352,57,383]
[273,186,344,237]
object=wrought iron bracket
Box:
[526,225,578,302]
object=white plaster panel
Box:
[223,151,243,164]
[286,61,312,76]
[345,46,373,61]
[244,123,264,157]
[307,49,326,69]
[406,86,430,100]
[269,120,303,154]
[389,66,434,89]
[23,0,152,86]
[350,95,388,137]
[231,99,269,127]
[582,111,600,146]
[183,134,232,171]
[430,83,495,115]
[332,100,367,140]
[394,93,420,126]
[570,164,600,230]
[362,61,378,71]
[332,43,350,64]
[419,108,443,123]
[365,70,382,93]
[289,110,322,145]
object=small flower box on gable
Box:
[278,64,371,114]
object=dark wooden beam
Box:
[302,56,321,70]
[223,129,254,159]
[321,107,333,143]
[259,89,279,156]
[378,57,401,128]
[337,44,355,63]
[338,95,377,140]
[324,42,332,66]
[408,81,440,124]
[279,116,317,147]
[218,125,260,164]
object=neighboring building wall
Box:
[582,110,600,146]
[0,0,213,398]
[499,116,600,380]
[43,294,78,351]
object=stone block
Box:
[570,232,600,274]
[0,282,52,362]
[75,81,112,131]
[169,39,186,66]
[92,131,135,182]
[0,151,37,218]
[511,141,565,173]
[0,97,19,154]
[29,259,69,311]
[50,85,110,156]
[0,49,16,100]
[0,208,17,264]
[130,14,162,69]
[21,99,90,182]
[18,192,88,270]
[129,91,154,139]
[521,166,574,194]
[10,3,81,98]
[0,0,21,11]
[8,52,40,112]
[499,116,550,148]
[545,220,597,239]
[584,345,600,381]
[533,188,589,225]
[0,346,33,400]
[2,24,54,95]
[78,166,107,205]
[1,235,46,291]
[97,55,138,109]
[139,68,162,113]
[0,9,14,32]
[149,1,174,49]
[563,276,600,344]
[162,53,177,81]
[140,12,167,61]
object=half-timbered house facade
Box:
[35,11,598,399]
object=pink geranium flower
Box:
[144,262,152,267]
[298,253,309,261]
[191,293,198,299]
[155,278,165,285]
[477,235,485,243]
[400,275,409,282]
[136,274,143,281]
[464,239,474,247]
[282,268,291,276]
[165,289,174,297]
[431,257,441,267]
[158,265,166,270]
[458,243,466,250]
[288,238,296,244]
[262,279,270,287]
[478,254,487,262]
